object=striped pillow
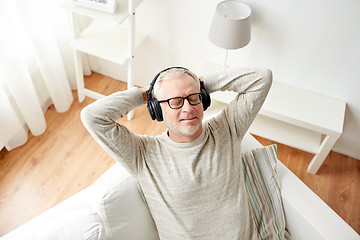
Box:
[241,144,289,239]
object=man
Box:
[81,66,272,239]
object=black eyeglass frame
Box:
[158,93,203,109]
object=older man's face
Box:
[159,74,203,143]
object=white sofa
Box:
[1,133,359,240]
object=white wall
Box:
[92,0,360,160]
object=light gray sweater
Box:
[81,67,272,239]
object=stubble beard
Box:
[164,116,202,137]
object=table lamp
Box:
[209,0,251,70]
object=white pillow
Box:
[93,174,159,240]
[4,209,105,240]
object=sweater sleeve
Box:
[203,67,272,139]
[80,87,145,174]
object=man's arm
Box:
[80,87,145,174]
[203,67,272,138]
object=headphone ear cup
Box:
[147,100,156,120]
[147,99,163,122]
[200,84,211,111]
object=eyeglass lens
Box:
[168,93,202,109]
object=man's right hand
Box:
[140,88,148,104]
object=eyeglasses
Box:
[158,93,202,109]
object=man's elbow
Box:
[263,69,273,84]
[80,104,95,130]
[80,106,89,127]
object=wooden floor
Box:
[0,72,359,236]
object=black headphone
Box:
[146,67,211,122]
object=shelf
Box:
[210,91,237,104]
[249,115,321,154]
[71,20,146,64]
[61,0,144,24]
[260,82,346,137]
[209,81,346,138]
[204,98,322,154]
[63,0,142,120]
[203,99,228,120]
[83,89,106,100]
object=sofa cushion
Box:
[3,209,105,240]
[241,144,289,239]
[92,163,159,240]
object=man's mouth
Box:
[180,117,197,122]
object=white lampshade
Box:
[209,0,251,50]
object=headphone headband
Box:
[146,66,188,100]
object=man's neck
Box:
[168,127,203,143]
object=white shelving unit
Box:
[203,63,346,174]
[62,0,146,119]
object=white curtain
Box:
[0,0,76,151]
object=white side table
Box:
[203,63,346,174]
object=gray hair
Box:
[153,68,200,99]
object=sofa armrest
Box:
[0,185,103,240]
[278,162,359,240]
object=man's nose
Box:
[181,99,193,111]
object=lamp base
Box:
[224,49,228,71]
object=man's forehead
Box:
[161,75,200,97]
